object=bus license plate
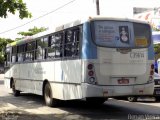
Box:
[118,78,129,84]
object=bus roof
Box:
[7,16,149,47]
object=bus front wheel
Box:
[11,80,20,97]
[44,82,58,107]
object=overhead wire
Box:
[0,0,76,35]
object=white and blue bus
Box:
[4,17,154,106]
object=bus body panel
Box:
[4,17,154,102]
[81,82,154,98]
[4,59,82,100]
[81,20,154,97]
[50,83,82,100]
[96,47,152,85]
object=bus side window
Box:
[6,54,10,66]
[43,37,48,59]
[35,38,43,60]
[11,46,17,63]
[25,42,35,61]
[64,30,73,57]
[47,35,56,59]
[64,27,80,58]
[5,47,11,67]
[17,44,25,62]
[47,33,63,59]
[73,28,80,56]
[55,33,63,58]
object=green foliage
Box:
[0,0,32,19]
[18,26,47,36]
[154,44,160,60]
[0,38,13,64]
[152,27,160,32]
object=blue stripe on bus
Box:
[148,40,154,60]
[81,22,97,59]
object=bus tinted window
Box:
[43,37,48,48]
[133,23,151,47]
[35,39,43,60]
[25,42,35,61]
[5,47,11,66]
[11,46,17,63]
[91,20,151,48]
[55,34,63,58]
[64,28,80,57]
[17,44,25,62]
[46,33,63,59]
[27,42,35,51]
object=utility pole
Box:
[96,0,100,15]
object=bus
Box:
[4,17,155,107]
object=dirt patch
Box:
[0,110,41,120]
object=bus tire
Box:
[44,82,58,107]
[11,80,20,97]
[127,97,137,102]
[86,97,107,105]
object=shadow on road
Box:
[1,93,160,120]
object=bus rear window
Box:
[91,20,151,48]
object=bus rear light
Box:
[87,63,97,84]
[88,71,94,76]
[150,70,154,75]
[89,77,95,83]
[88,64,93,70]
[151,64,154,69]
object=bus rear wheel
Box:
[127,97,137,102]
[11,80,20,97]
[44,82,58,107]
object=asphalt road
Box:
[0,74,160,120]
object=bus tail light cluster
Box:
[87,63,97,84]
[148,64,154,82]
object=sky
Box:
[0,0,160,39]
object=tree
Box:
[0,0,32,19]
[0,26,47,64]
[154,44,160,60]
[0,38,13,64]
[17,26,47,36]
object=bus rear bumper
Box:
[81,82,154,98]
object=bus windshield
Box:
[91,20,151,48]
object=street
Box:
[0,74,160,120]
